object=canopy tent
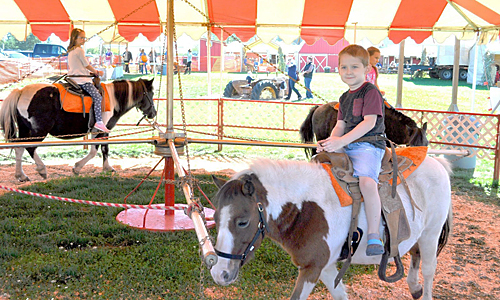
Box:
[1,0,499,45]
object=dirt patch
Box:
[0,157,499,299]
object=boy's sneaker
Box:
[366,239,384,256]
[94,122,110,133]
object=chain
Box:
[173,126,303,144]
[2,126,153,143]
[0,0,156,93]
[178,0,327,103]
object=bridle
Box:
[214,202,269,266]
[136,80,156,125]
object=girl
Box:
[366,46,385,96]
[67,28,109,133]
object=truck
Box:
[19,43,67,58]
[410,43,471,81]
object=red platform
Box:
[116,205,215,232]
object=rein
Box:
[214,202,268,266]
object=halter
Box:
[136,80,155,125]
[214,202,268,266]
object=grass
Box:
[0,175,373,299]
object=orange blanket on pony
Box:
[321,146,427,207]
[54,83,111,113]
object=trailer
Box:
[409,64,468,80]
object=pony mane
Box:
[385,105,417,128]
[106,79,146,112]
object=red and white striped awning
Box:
[1,0,499,44]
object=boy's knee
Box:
[359,176,377,189]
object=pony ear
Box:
[242,179,255,197]
[212,175,227,189]
[422,122,428,132]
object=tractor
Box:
[223,77,289,100]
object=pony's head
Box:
[210,173,268,286]
[137,78,156,119]
[407,122,428,146]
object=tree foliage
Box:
[0,33,41,51]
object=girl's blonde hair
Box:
[339,44,369,67]
[68,28,85,52]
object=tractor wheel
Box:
[223,81,238,98]
[251,81,278,100]
[459,69,468,81]
[429,70,439,79]
[439,69,453,80]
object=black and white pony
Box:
[211,157,452,300]
[300,102,428,158]
[0,78,156,181]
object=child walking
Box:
[67,28,109,133]
[317,44,386,256]
[366,46,385,96]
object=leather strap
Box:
[334,181,362,287]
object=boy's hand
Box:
[317,136,345,153]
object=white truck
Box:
[410,43,470,81]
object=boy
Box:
[317,44,386,256]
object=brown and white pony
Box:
[211,157,452,300]
[0,78,156,181]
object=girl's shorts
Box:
[342,142,385,183]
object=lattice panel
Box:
[400,109,499,160]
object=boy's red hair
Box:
[339,44,369,67]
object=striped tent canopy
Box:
[1,0,499,44]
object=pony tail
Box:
[0,88,22,141]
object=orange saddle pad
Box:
[54,83,111,113]
[322,146,428,207]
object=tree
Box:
[0,33,40,51]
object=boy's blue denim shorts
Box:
[342,142,385,183]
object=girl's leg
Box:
[80,83,109,133]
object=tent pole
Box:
[219,28,224,96]
[207,25,212,96]
[471,33,479,113]
[166,0,174,134]
[449,36,460,112]
[396,39,405,108]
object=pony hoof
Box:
[411,288,423,299]
[17,177,30,183]
[40,173,47,179]
[72,167,80,175]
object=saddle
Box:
[53,75,110,118]
[312,145,427,286]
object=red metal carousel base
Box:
[116,206,215,232]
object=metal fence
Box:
[164,98,500,180]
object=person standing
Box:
[184,49,192,75]
[317,44,385,256]
[122,47,132,73]
[366,46,385,96]
[139,49,148,75]
[302,56,315,99]
[105,48,112,66]
[67,28,109,133]
[284,58,302,101]
[148,48,156,74]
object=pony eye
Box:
[237,220,249,228]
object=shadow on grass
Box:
[403,77,489,90]
[451,168,500,207]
